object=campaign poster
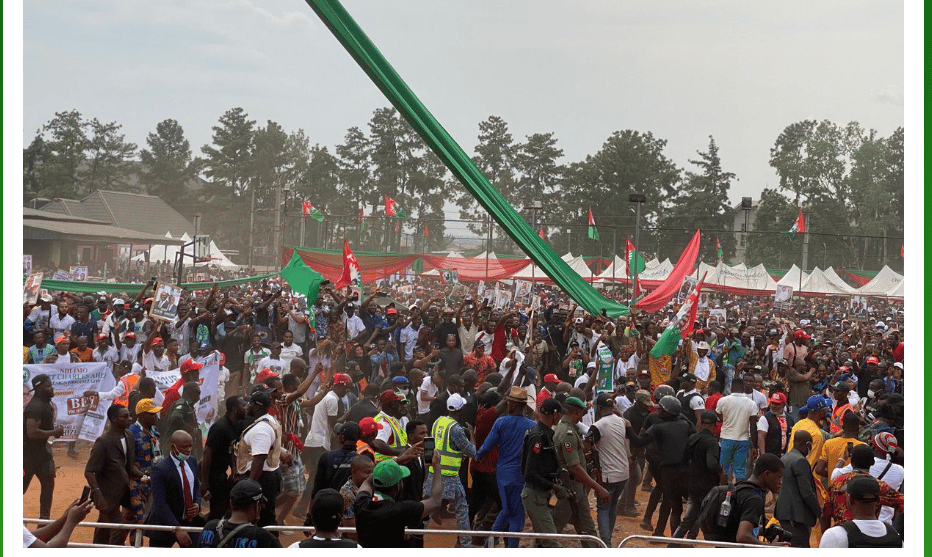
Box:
[23,362,115,442]
[70,267,88,281]
[147,352,221,439]
[150,282,183,322]
[24,272,43,305]
[676,276,698,304]
[514,280,531,301]
[707,309,727,328]
[23,255,33,276]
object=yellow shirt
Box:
[819,436,864,471]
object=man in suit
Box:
[774,430,821,547]
[145,430,204,547]
[84,403,142,545]
[155,290,178,316]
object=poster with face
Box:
[70,267,88,281]
[23,272,43,305]
[707,309,727,328]
[150,282,183,322]
[23,255,32,276]
[676,276,698,304]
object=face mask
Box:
[173,447,189,461]
[867,389,876,399]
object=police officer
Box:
[551,396,608,548]
[520,398,565,547]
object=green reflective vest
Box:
[429,415,462,476]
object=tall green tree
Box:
[201,107,256,197]
[80,119,137,193]
[656,136,737,263]
[514,132,564,240]
[744,188,800,269]
[139,118,200,203]
[31,109,89,199]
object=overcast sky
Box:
[18,1,906,239]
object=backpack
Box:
[697,481,761,539]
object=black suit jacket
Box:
[400,455,426,502]
[774,448,821,527]
[145,455,202,543]
[85,428,135,513]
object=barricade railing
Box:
[24,518,608,548]
[618,534,779,548]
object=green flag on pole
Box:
[279,251,325,305]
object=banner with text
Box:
[23,363,115,443]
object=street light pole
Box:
[629,193,646,304]
[530,200,542,290]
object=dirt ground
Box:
[25,442,794,548]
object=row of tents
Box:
[431,251,904,298]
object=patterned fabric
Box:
[648,353,672,387]
[340,477,359,519]
[126,422,160,522]
[823,470,904,525]
[462,353,497,384]
[281,454,306,496]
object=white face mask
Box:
[867,389,876,399]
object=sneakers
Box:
[639,520,653,532]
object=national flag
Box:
[302,200,324,222]
[625,236,646,276]
[358,206,366,233]
[279,251,325,305]
[334,240,362,290]
[787,209,806,236]
[587,207,599,241]
[539,227,545,240]
[423,223,429,237]
[716,237,723,261]
[900,244,904,258]
[650,272,708,359]
[385,195,406,218]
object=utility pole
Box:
[272,180,283,269]
[247,181,256,267]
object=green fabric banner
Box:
[279,251,325,305]
[36,273,278,294]
[303,0,629,317]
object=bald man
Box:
[145,430,203,547]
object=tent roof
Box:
[857,265,904,296]
[800,267,853,295]
[777,265,809,288]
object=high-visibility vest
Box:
[429,416,462,477]
[829,403,852,434]
[115,374,140,408]
[373,412,406,462]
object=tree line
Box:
[23,109,903,271]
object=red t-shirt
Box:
[470,406,500,474]
[160,378,186,418]
[705,393,724,435]
[892,342,904,362]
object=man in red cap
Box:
[141,335,170,372]
[356,417,382,459]
[783,329,810,369]
[371,390,409,462]
[537,374,560,409]
[756,392,795,458]
[161,360,204,418]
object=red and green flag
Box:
[423,223,429,237]
[302,200,324,222]
[650,272,707,359]
[587,207,599,241]
[787,209,806,236]
[358,206,366,233]
[625,235,646,276]
[385,195,406,218]
[334,240,362,290]
[716,237,723,261]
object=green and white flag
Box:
[650,272,707,359]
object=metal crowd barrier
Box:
[618,534,779,548]
[24,518,608,548]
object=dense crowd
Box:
[23,275,905,548]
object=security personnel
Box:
[372,390,408,462]
[551,396,609,548]
[426,393,475,547]
[521,398,565,548]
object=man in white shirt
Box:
[257,343,286,381]
[588,393,631,547]
[141,337,171,372]
[715,374,760,481]
[92,333,120,370]
[417,372,442,419]
[341,302,367,344]
[819,475,902,547]
[102,298,130,346]
[119,332,142,364]
[243,335,271,386]
[398,315,422,362]
[279,331,304,370]
[238,387,288,528]
[575,361,597,390]
[830,431,904,525]
[50,301,75,339]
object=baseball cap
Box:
[230,479,266,505]
[538,397,563,415]
[573,317,584,324]
[845,474,880,503]
[892,362,903,370]
[595,393,615,408]
[543,373,560,383]
[769,392,787,405]
[872,431,898,454]
[150,336,164,345]
[386,307,398,315]
[113,298,126,306]
[249,385,273,408]
[563,396,586,410]
[97,297,108,304]
[446,393,466,411]
[311,488,345,526]
[371,459,411,488]
[124,331,136,339]
[97,332,109,341]
[379,390,404,405]
[336,422,361,441]
[54,335,68,344]
[30,374,52,391]
[638,369,650,377]
[180,360,204,375]
[332,373,352,386]
[831,381,851,392]
[865,356,880,365]
[699,410,718,424]
[794,329,810,340]
[135,398,162,415]
[586,361,597,369]
[391,376,409,386]
[805,394,832,412]
[680,373,698,384]
[116,359,134,370]
[200,342,213,351]
[256,368,279,383]
[358,417,383,436]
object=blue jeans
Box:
[720,438,749,480]
[721,364,735,395]
[596,479,628,546]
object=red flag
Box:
[357,206,364,223]
[302,200,311,217]
[385,195,399,216]
[625,235,636,276]
[334,240,362,290]
[539,227,545,240]
[423,223,429,237]
[678,272,708,339]
[788,209,806,235]
[901,244,904,258]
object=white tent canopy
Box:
[823,267,859,294]
[131,233,240,269]
[857,265,904,297]
[777,265,809,289]
[799,267,852,295]
[696,262,778,292]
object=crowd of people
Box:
[23,274,905,548]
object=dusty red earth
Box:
[26,443,809,548]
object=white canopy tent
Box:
[799,267,853,295]
[823,267,859,294]
[856,265,904,297]
[777,265,809,289]
[131,232,240,269]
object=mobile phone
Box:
[846,441,853,453]
[422,437,435,462]
[80,485,92,503]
